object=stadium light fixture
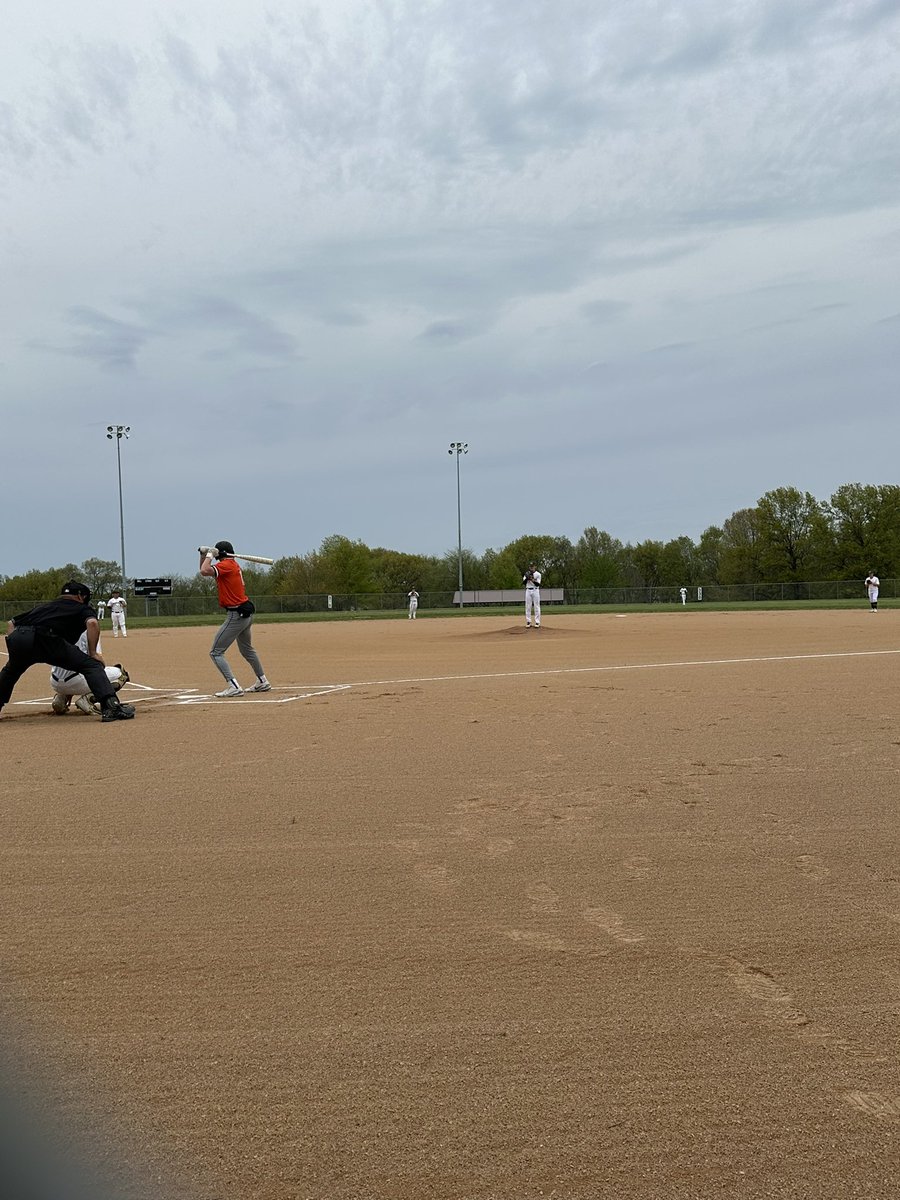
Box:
[448,442,468,607]
[106,425,130,592]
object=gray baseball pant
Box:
[210,611,264,683]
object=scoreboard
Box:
[133,577,173,596]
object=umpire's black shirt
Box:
[12,598,98,644]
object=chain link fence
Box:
[1,577,893,621]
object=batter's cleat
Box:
[246,680,271,692]
[51,693,71,715]
[75,694,100,716]
[101,697,135,721]
[216,683,244,697]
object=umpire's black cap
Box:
[62,580,92,602]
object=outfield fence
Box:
[1,577,893,621]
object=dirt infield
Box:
[2,610,899,1199]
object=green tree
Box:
[80,558,122,599]
[370,548,435,593]
[718,508,764,585]
[317,535,374,594]
[826,484,900,579]
[695,525,723,584]
[483,546,520,588]
[0,564,80,603]
[488,535,569,589]
[168,571,217,598]
[546,536,577,591]
[629,540,665,588]
[439,547,486,592]
[269,554,322,595]
[573,527,625,589]
[658,536,699,587]
[756,487,831,581]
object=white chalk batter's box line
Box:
[11,684,351,709]
[101,683,351,707]
[8,647,900,709]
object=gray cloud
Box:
[417,319,484,345]
[580,300,629,324]
[31,306,151,370]
[316,308,367,327]
[133,294,300,361]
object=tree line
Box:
[1,484,897,603]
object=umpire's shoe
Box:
[101,696,136,722]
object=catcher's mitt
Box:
[83,667,130,715]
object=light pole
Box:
[106,425,130,592]
[448,442,468,607]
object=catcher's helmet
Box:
[215,540,235,557]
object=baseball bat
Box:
[198,546,274,565]
[232,553,274,566]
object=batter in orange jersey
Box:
[199,540,271,697]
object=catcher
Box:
[50,630,130,715]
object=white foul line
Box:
[344,647,900,689]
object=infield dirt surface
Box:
[2,610,899,1199]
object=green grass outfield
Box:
[113,598,890,631]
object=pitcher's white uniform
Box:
[408,590,419,619]
[51,632,124,713]
[865,573,880,611]
[107,592,127,636]
[523,566,542,628]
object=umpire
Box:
[0,581,135,722]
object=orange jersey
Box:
[213,557,248,608]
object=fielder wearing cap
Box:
[523,563,542,628]
[865,571,880,611]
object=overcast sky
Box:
[2,0,899,579]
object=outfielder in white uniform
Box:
[523,564,542,628]
[96,599,106,619]
[408,589,419,619]
[107,590,127,636]
[865,572,880,612]
[50,632,128,715]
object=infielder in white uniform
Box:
[96,598,106,619]
[865,572,880,612]
[107,589,127,636]
[408,589,419,619]
[50,631,128,715]
[523,563,542,628]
